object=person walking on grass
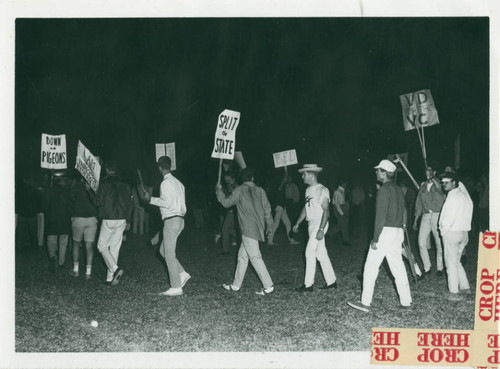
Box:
[293,164,338,292]
[438,171,473,301]
[330,180,352,247]
[413,166,446,278]
[44,170,72,273]
[96,161,133,286]
[69,175,98,280]
[142,156,190,297]
[268,170,300,246]
[216,168,275,295]
[348,159,411,312]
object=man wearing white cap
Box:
[348,159,411,312]
[293,164,337,292]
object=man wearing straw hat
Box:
[348,159,411,312]
[293,164,337,292]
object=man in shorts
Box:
[69,176,99,280]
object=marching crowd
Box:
[15,155,488,310]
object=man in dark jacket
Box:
[348,159,412,312]
[96,161,133,285]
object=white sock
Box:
[106,271,113,282]
[86,265,92,275]
[73,262,79,272]
[414,264,422,276]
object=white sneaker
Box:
[255,286,274,295]
[159,287,183,296]
[180,272,191,288]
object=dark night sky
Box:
[15,18,489,188]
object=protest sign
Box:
[155,143,176,171]
[400,89,440,131]
[234,151,246,169]
[40,133,67,169]
[211,109,240,160]
[75,140,101,191]
[273,149,298,168]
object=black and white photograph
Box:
[2,1,499,368]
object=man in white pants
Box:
[348,159,411,312]
[96,161,133,286]
[438,172,473,301]
[143,156,190,297]
[216,168,275,295]
[413,166,445,278]
[293,164,337,292]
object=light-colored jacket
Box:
[217,181,272,242]
[438,185,473,235]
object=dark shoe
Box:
[460,255,467,265]
[436,270,444,277]
[399,304,412,310]
[418,270,431,281]
[111,268,124,286]
[295,284,314,292]
[444,292,464,301]
[319,282,338,289]
[68,270,79,277]
[459,288,472,295]
[347,301,371,313]
[49,257,56,273]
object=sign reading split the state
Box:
[400,89,440,131]
[211,109,240,160]
[155,143,176,171]
[41,133,67,169]
[75,141,101,192]
[273,149,298,168]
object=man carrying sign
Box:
[216,168,275,295]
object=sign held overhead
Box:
[75,140,101,192]
[400,89,439,131]
[155,143,176,171]
[273,149,298,168]
[41,133,67,169]
[211,109,240,160]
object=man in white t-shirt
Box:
[293,164,337,292]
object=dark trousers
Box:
[331,204,349,242]
[16,215,38,251]
[222,210,238,252]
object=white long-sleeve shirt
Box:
[438,185,473,235]
[150,173,186,219]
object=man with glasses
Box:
[348,159,411,312]
[413,166,446,278]
[438,172,473,301]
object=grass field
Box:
[15,223,477,352]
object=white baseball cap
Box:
[374,159,397,173]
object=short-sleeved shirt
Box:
[305,183,329,222]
